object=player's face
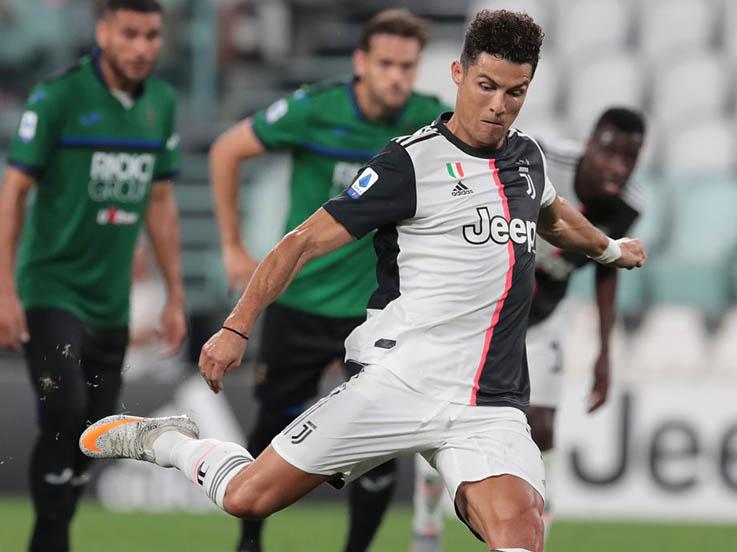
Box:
[354,34,422,112]
[450,54,532,149]
[579,124,643,200]
[96,10,162,85]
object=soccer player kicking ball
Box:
[209,9,446,551]
[81,11,645,552]
[410,107,647,551]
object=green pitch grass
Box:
[1,498,735,552]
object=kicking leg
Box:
[455,474,544,552]
[79,415,329,517]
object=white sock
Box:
[412,454,445,537]
[542,449,555,542]
[152,431,253,510]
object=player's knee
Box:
[458,479,543,537]
[222,480,278,520]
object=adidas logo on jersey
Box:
[451,181,474,196]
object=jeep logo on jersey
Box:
[463,206,537,253]
[88,152,154,202]
[347,167,379,199]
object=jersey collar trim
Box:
[434,112,509,159]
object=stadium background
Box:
[1,0,736,550]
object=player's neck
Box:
[352,81,400,122]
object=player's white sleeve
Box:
[541,174,557,208]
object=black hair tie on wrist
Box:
[221,325,249,341]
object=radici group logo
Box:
[88,152,155,204]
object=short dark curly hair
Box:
[461,10,544,75]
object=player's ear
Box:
[96,17,109,49]
[451,60,464,87]
[353,48,367,79]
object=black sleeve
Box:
[323,140,416,239]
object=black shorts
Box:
[24,308,128,421]
[255,302,365,407]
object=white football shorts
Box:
[526,308,565,409]
[271,363,545,504]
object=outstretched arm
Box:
[537,196,646,269]
[198,208,353,393]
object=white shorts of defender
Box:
[271,364,545,503]
[526,307,566,409]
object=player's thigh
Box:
[256,304,349,406]
[81,323,128,421]
[224,445,330,518]
[23,308,88,417]
[456,474,544,550]
[431,407,545,541]
[271,365,435,484]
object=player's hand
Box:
[0,291,29,351]
[222,243,259,294]
[157,299,187,358]
[611,238,646,270]
[587,353,610,413]
[198,328,247,393]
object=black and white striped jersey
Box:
[323,113,556,410]
[529,139,644,327]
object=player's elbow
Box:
[279,228,314,261]
[208,134,234,167]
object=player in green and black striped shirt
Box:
[0,2,185,550]
[209,9,448,552]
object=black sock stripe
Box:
[207,456,252,502]
[208,456,251,500]
[208,457,251,502]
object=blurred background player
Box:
[0,1,186,550]
[208,8,448,552]
[410,106,646,552]
[527,106,646,540]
